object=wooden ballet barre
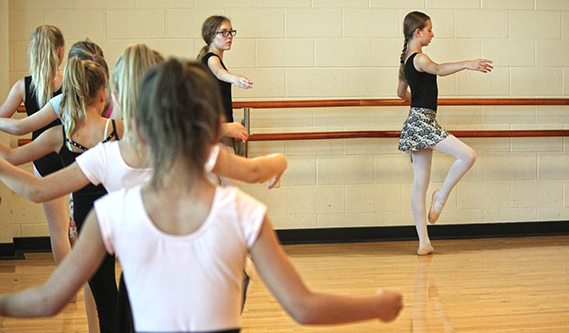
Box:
[19,130,569,146]
[17,98,569,112]
[233,98,569,109]
[247,130,569,142]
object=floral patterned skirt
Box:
[398,107,450,153]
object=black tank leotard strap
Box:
[65,119,118,151]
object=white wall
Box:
[6,0,569,236]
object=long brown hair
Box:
[399,11,431,82]
[197,15,229,60]
[28,25,64,107]
[137,59,223,188]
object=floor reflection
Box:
[412,256,455,332]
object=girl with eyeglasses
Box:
[397,11,492,256]
[198,16,252,162]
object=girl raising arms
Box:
[0,59,403,332]
[397,11,492,256]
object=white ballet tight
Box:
[410,135,476,249]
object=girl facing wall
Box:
[0,43,124,332]
[0,25,70,266]
[0,59,403,332]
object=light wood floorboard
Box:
[1,236,568,332]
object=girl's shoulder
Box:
[203,52,220,61]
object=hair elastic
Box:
[92,54,97,61]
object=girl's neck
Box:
[161,164,208,193]
[118,132,149,168]
[409,42,422,54]
[209,46,224,59]
[84,104,106,119]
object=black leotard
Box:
[23,76,64,176]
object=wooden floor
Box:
[1,236,569,332]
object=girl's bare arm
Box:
[0,210,106,317]
[415,53,492,77]
[212,150,287,186]
[0,159,90,202]
[0,79,25,118]
[0,102,58,136]
[251,217,404,325]
[0,125,62,166]
[207,56,253,89]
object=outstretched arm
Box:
[207,56,253,89]
[0,78,25,118]
[414,53,493,77]
[251,218,404,325]
[0,159,90,203]
[0,210,107,317]
[0,102,58,136]
[0,125,62,166]
[212,150,287,188]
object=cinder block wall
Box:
[5,0,569,237]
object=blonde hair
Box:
[197,15,229,60]
[28,25,64,107]
[60,57,108,139]
[137,59,223,188]
[399,11,431,82]
[113,44,164,135]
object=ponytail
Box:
[196,45,209,61]
[28,25,64,107]
[60,58,107,138]
[399,38,409,82]
[113,44,164,135]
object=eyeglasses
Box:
[216,30,237,38]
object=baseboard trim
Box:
[3,221,569,254]
[0,242,16,259]
[276,221,569,245]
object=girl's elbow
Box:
[28,188,47,203]
[6,122,26,136]
[36,293,65,317]
[289,307,317,325]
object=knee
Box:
[465,148,477,167]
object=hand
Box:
[234,75,253,89]
[221,122,249,142]
[375,289,404,323]
[466,59,493,73]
